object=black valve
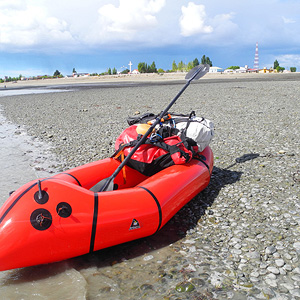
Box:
[56,202,72,218]
[34,180,49,204]
[30,209,52,231]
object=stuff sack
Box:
[174,114,214,152]
[114,125,195,176]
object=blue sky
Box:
[1,0,300,77]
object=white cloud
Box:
[276,54,300,68]
[282,16,296,24]
[209,12,239,44]
[0,0,299,57]
[179,2,213,37]
[98,0,166,34]
[0,2,75,51]
[0,0,26,10]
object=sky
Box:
[1,0,300,77]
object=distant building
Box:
[73,73,89,78]
[224,65,252,73]
[209,66,223,73]
[131,69,140,74]
[259,67,275,73]
[235,65,248,73]
[78,73,89,77]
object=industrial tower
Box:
[254,42,259,70]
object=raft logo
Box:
[129,219,141,230]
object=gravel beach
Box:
[0,73,299,299]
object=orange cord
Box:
[113,149,127,184]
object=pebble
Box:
[250,271,260,278]
[290,289,300,297]
[265,246,277,255]
[1,75,299,299]
[292,275,300,282]
[267,267,280,275]
[260,263,268,269]
[143,255,154,261]
[275,259,285,267]
[246,251,260,259]
[284,253,292,260]
[284,264,293,272]
[281,282,294,290]
[294,267,300,274]
[293,242,300,252]
[265,278,277,288]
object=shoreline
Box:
[1,72,300,91]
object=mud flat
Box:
[0,74,299,299]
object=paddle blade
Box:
[185,64,210,81]
[90,177,114,192]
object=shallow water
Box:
[0,108,56,204]
[0,88,68,97]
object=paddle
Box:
[98,64,210,192]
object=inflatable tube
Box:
[0,147,213,271]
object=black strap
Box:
[112,134,191,163]
[127,113,157,126]
[146,139,191,163]
[138,186,162,233]
[89,193,99,253]
[61,173,82,186]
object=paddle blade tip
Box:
[185,64,210,81]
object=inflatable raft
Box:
[0,146,213,271]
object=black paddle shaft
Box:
[99,64,210,192]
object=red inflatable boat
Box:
[0,64,213,271]
[0,146,213,271]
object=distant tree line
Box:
[93,67,130,76]
[274,60,296,72]
[137,61,157,73]
[227,66,240,70]
[171,55,212,72]
[0,71,63,83]
[108,67,117,75]
[0,56,214,82]
[274,60,285,72]
[53,70,63,77]
[0,74,23,83]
